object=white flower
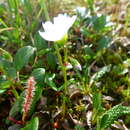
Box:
[39,14,77,42]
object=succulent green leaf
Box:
[34,32,47,50]
[0,80,12,94]
[9,92,25,117]
[31,68,45,86]
[46,53,57,69]
[93,15,107,31]
[84,45,95,57]
[29,85,43,115]
[20,117,39,130]
[0,57,16,79]
[96,36,111,51]
[13,46,36,71]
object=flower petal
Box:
[39,31,51,41]
[42,21,53,32]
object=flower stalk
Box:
[39,13,77,117]
[54,43,67,116]
[54,44,67,93]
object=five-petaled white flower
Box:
[39,14,77,42]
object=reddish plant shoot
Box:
[22,76,36,122]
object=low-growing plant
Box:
[0,0,130,129]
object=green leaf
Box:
[38,48,52,56]
[85,0,94,13]
[90,65,111,86]
[92,92,102,111]
[84,45,95,57]
[34,32,47,50]
[96,36,110,51]
[9,92,25,117]
[97,114,109,130]
[69,57,82,71]
[75,125,85,130]
[6,67,17,79]
[44,73,57,91]
[21,0,33,16]
[0,57,16,78]
[46,53,57,69]
[38,0,49,21]
[9,84,43,117]
[112,65,128,76]
[0,89,6,94]
[0,48,13,61]
[29,85,43,115]
[0,4,5,16]
[0,57,12,71]
[80,28,90,37]
[13,46,36,71]
[20,117,39,130]
[92,91,104,124]
[97,104,130,130]
[7,0,17,13]
[0,80,12,94]
[31,68,45,86]
[93,15,107,31]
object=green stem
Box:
[17,71,20,81]
[12,86,19,99]
[54,43,67,116]
[54,44,67,93]
[85,0,95,15]
[64,45,68,62]
[11,80,19,99]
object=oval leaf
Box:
[20,117,39,130]
[31,68,45,86]
[13,46,36,71]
